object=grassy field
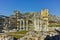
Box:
[8,30,29,38]
[49,23,60,27]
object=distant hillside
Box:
[48,14,60,23]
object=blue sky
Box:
[0,0,60,16]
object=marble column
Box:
[23,20,25,30]
[44,21,47,31]
[39,20,41,31]
[34,19,37,30]
[38,19,40,31]
[46,21,48,31]
[26,20,28,31]
[40,20,43,31]
[20,19,21,31]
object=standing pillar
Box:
[40,20,44,31]
[20,20,21,31]
[34,14,37,31]
[23,20,25,30]
[17,19,20,30]
[39,20,40,31]
[34,19,36,30]
[46,20,48,31]
[39,20,42,31]
[26,20,28,31]
[38,19,40,31]
[41,9,49,31]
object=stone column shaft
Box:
[26,20,28,31]
[20,20,21,30]
[38,19,40,31]
[23,20,25,30]
[34,19,36,30]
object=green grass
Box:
[15,30,29,34]
[8,30,29,38]
[9,30,29,34]
[49,25,60,27]
[49,23,60,27]
[13,35,23,39]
